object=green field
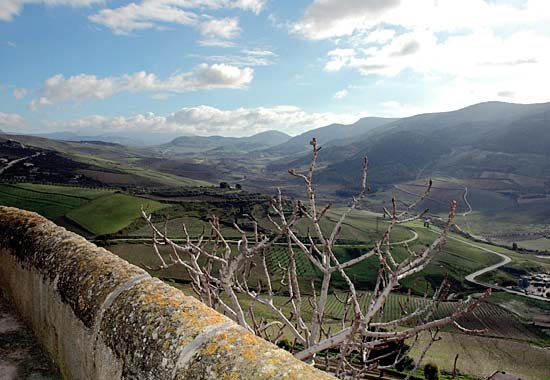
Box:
[409,330,550,380]
[70,152,212,188]
[111,214,505,295]
[516,238,550,251]
[291,208,413,243]
[106,239,534,339]
[105,214,550,380]
[0,183,111,219]
[0,183,166,236]
[129,216,242,239]
[66,193,167,235]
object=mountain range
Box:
[262,102,550,189]
[8,101,550,194]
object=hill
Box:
[305,102,550,186]
[160,130,291,154]
[263,117,398,157]
[31,131,183,146]
[0,134,212,188]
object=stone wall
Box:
[0,206,336,380]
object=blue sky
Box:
[1,0,549,136]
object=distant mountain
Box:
[161,130,291,154]
[264,117,398,157]
[481,108,550,156]
[265,117,398,171]
[241,130,291,146]
[30,131,183,146]
[314,102,550,186]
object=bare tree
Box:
[142,139,490,379]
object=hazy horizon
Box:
[2,99,549,140]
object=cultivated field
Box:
[409,331,550,380]
[66,193,167,235]
[0,183,111,219]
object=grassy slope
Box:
[113,209,503,294]
[129,216,241,238]
[292,208,413,243]
[8,135,212,188]
[13,183,112,199]
[66,193,167,235]
[409,330,550,380]
[515,238,550,251]
[441,233,550,284]
[0,183,110,219]
[71,152,212,188]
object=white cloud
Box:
[88,2,197,35]
[48,105,365,136]
[167,105,364,135]
[323,28,550,104]
[300,1,550,105]
[1,0,102,22]
[293,0,400,40]
[29,64,254,109]
[0,112,25,127]
[89,0,265,35]
[333,89,348,99]
[294,0,550,40]
[197,39,237,48]
[381,100,400,108]
[13,88,27,99]
[190,49,277,67]
[200,17,240,39]
[47,113,168,132]
[363,28,396,44]
[150,93,173,101]
[197,18,243,47]
[325,48,356,72]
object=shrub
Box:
[424,362,440,380]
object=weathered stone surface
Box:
[0,206,337,380]
[100,277,231,379]
[0,207,149,329]
[177,324,336,380]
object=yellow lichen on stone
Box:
[221,371,239,380]
[203,342,219,356]
[241,348,257,361]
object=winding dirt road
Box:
[427,228,550,302]
[462,187,473,217]
[0,153,41,176]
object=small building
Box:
[487,370,522,380]
[517,274,550,296]
[517,276,530,288]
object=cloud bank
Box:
[0,112,25,127]
[47,105,365,136]
[29,64,254,109]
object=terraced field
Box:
[291,208,413,244]
[0,183,170,236]
[300,291,536,341]
[0,183,110,219]
[264,245,319,278]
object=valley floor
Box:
[409,330,550,380]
